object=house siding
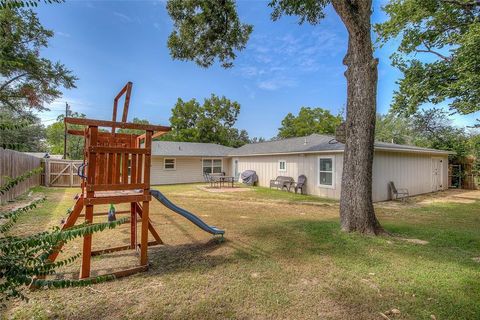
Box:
[233,151,448,202]
[232,153,343,199]
[151,156,231,185]
[372,151,448,202]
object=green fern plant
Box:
[0,168,125,307]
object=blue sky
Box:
[35,0,479,139]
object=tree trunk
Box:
[332,0,384,234]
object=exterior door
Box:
[234,159,239,181]
[431,157,444,191]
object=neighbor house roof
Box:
[228,134,454,156]
[152,141,234,157]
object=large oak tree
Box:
[166,0,384,234]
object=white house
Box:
[150,134,452,202]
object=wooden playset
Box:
[48,82,171,279]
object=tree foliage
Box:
[0,7,76,112]
[0,0,63,9]
[375,112,413,145]
[0,109,46,151]
[46,112,85,159]
[164,94,250,147]
[166,0,253,68]
[375,0,480,117]
[375,109,479,162]
[277,107,342,139]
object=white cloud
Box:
[236,28,346,91]
[114,12,133,23]
[56,31,71,38]
[257,77,297,91]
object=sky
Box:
[34,0,479,139]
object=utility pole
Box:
[64,102,69,159]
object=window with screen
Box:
[278,160,286,172]
[318,157,334,187]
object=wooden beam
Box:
[121,82,132,123]
[136,203,163,245]
[80,126,98,279]
[87,183,146,192]
[137,131,169,143]
[79,209,130,217]
[68,129,139,139]
[84,195,151,205]
[88,146,150,154]
[65,117,171,132]
[77,265,148,281]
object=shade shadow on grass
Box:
[249,218,480,319]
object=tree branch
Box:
[415,41,451,62]
[0,73,28,92]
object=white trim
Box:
[163,158,176,170]
[278,159,287,172]
[317,156,335,189]
[201,158,223,174]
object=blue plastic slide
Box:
[150,190,224,236]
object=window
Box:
[203,159,222,174]
[318,157,334,188]
[164,158,176,170]
[278,160,286,172]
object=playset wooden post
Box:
[47,82,171,280]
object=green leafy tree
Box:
[46,112,85,159]
[166,0,384,234]
[278,107,342,139]
[410,108,471,160]
[0,7,76,112]
[250,137,266,143]
[375,112,413,145]
[375,0,480,118]
[0,109,46,151]
[165,94,249,147]
[468,133,480,175]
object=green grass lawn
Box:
[4,185,480,319]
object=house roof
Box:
[151,134,453,158]
[228,134,454,156]
[152,141,233,157]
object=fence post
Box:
[70,162,74,187]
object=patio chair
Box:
[389,181,409,201]
[292,175,307,194]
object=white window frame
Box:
[318,156,335,189]
[202,158,223,174]
[278,159,287,172]
[163,158,176,170]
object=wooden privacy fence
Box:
[0,148,41,204]
[43,159,83,187]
